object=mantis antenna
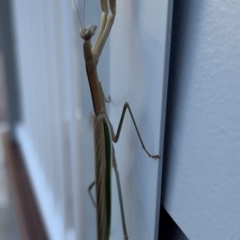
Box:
[83,0,86,27]
[73,0,85,28]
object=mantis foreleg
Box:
[93,0,116,62]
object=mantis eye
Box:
[80,25,97,40]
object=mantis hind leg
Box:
[112,154,129,240]
[88,181,96,207]
[112,103,160,159]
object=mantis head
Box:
[80,25,97,41]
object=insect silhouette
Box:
[74,0,160,239]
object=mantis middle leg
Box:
[111,103,160,159]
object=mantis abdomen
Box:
[94,116,112,240]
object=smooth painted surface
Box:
[110,1,170,239]
[162,1,240,239]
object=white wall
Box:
[162,1,240,239]
[109,1,172,239]
[11,0,173,239]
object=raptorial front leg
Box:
[94,0,108,54]
[93,0,116,62]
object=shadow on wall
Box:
[159,1,192,239]
[159,205,188,240]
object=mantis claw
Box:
[142,145,160,159]
[149,154,160,159]
[105,95,111,103]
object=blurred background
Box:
[0,0,86,239]
[0,28,18,239]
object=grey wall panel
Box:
[162,1,240,239]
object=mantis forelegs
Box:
[93,0,108,55]
[93,0,116,62]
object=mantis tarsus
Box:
[75,0,160,239]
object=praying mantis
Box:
[74,0,160,239]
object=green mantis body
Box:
[77,0,160,239]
